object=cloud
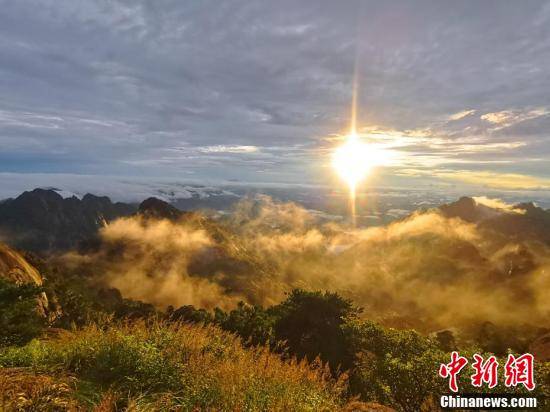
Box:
[64,215,243,310]
[0,172,247,202]
[58,195,550,331]
[1,1,550,188]
[473,196,526,214]
[197,145,259,154]
[448,109,476,121]
[436,170,550,190]
[480,108,550,129]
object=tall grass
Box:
[0,321,348,411]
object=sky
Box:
[1,0,550,196]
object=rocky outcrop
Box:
[0,243,43,285]
[0,242,50,318]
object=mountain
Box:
[0,189,136,252]
[138,197,183,220]
[479,202,550,244]
[3,188,550,255]
[439,196,501,223]
[439,196,550,244]
[0,189,225,253]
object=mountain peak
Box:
[514,202,541,215]
[439,196,498,223]
[82,193,110,202]
[0,188,136,252]
[21,188,64,202]
[138,197,182,220]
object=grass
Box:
[0,321,350,411]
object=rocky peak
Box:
[138,197,182,220]
[439,196,497,223]
[0,188,137,252]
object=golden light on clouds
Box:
[327,85,547,221]
[472,196,526,214]
[399,168,550,190]
[448,109,476,121]
[480,108,549,129]
[437,170,550,190]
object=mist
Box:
[62,195,550,333]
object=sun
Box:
[332,132,394,226]
[332,133,390,190]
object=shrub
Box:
[343,320,446,410]
[217,302,275,346]
[344,320,550,411]
[0,278,45,346]
[171,289,362,370]
[0,321,347,410]
[270,289,361,371]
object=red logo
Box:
[505,354,535,391]
[439,352,535,392]
[439,351,468,392]
[471,354,499,389]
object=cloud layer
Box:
[1,1,550,189]
[61,196,550,333]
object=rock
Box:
[0,243,43,285]
[0,242,49,318]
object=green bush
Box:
[270,289,361,371]
[171,289,362,371]
[343,320,443,410]
[0,279,45,346]
[217,302,275,346]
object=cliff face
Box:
[0,243,43,285]
[0,242,50,318]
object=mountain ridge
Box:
[0,188,137,252]
[2,189,550,254]
[439,196,550,244]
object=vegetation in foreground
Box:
[0,321,349,411]
[1,273,548,411]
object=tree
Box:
[168,304,213,324]
[0,279,45,346]
[343,320,447,411]
[218,302,275,346]
[270,289,361,371]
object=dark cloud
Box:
[1,0,549,188]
